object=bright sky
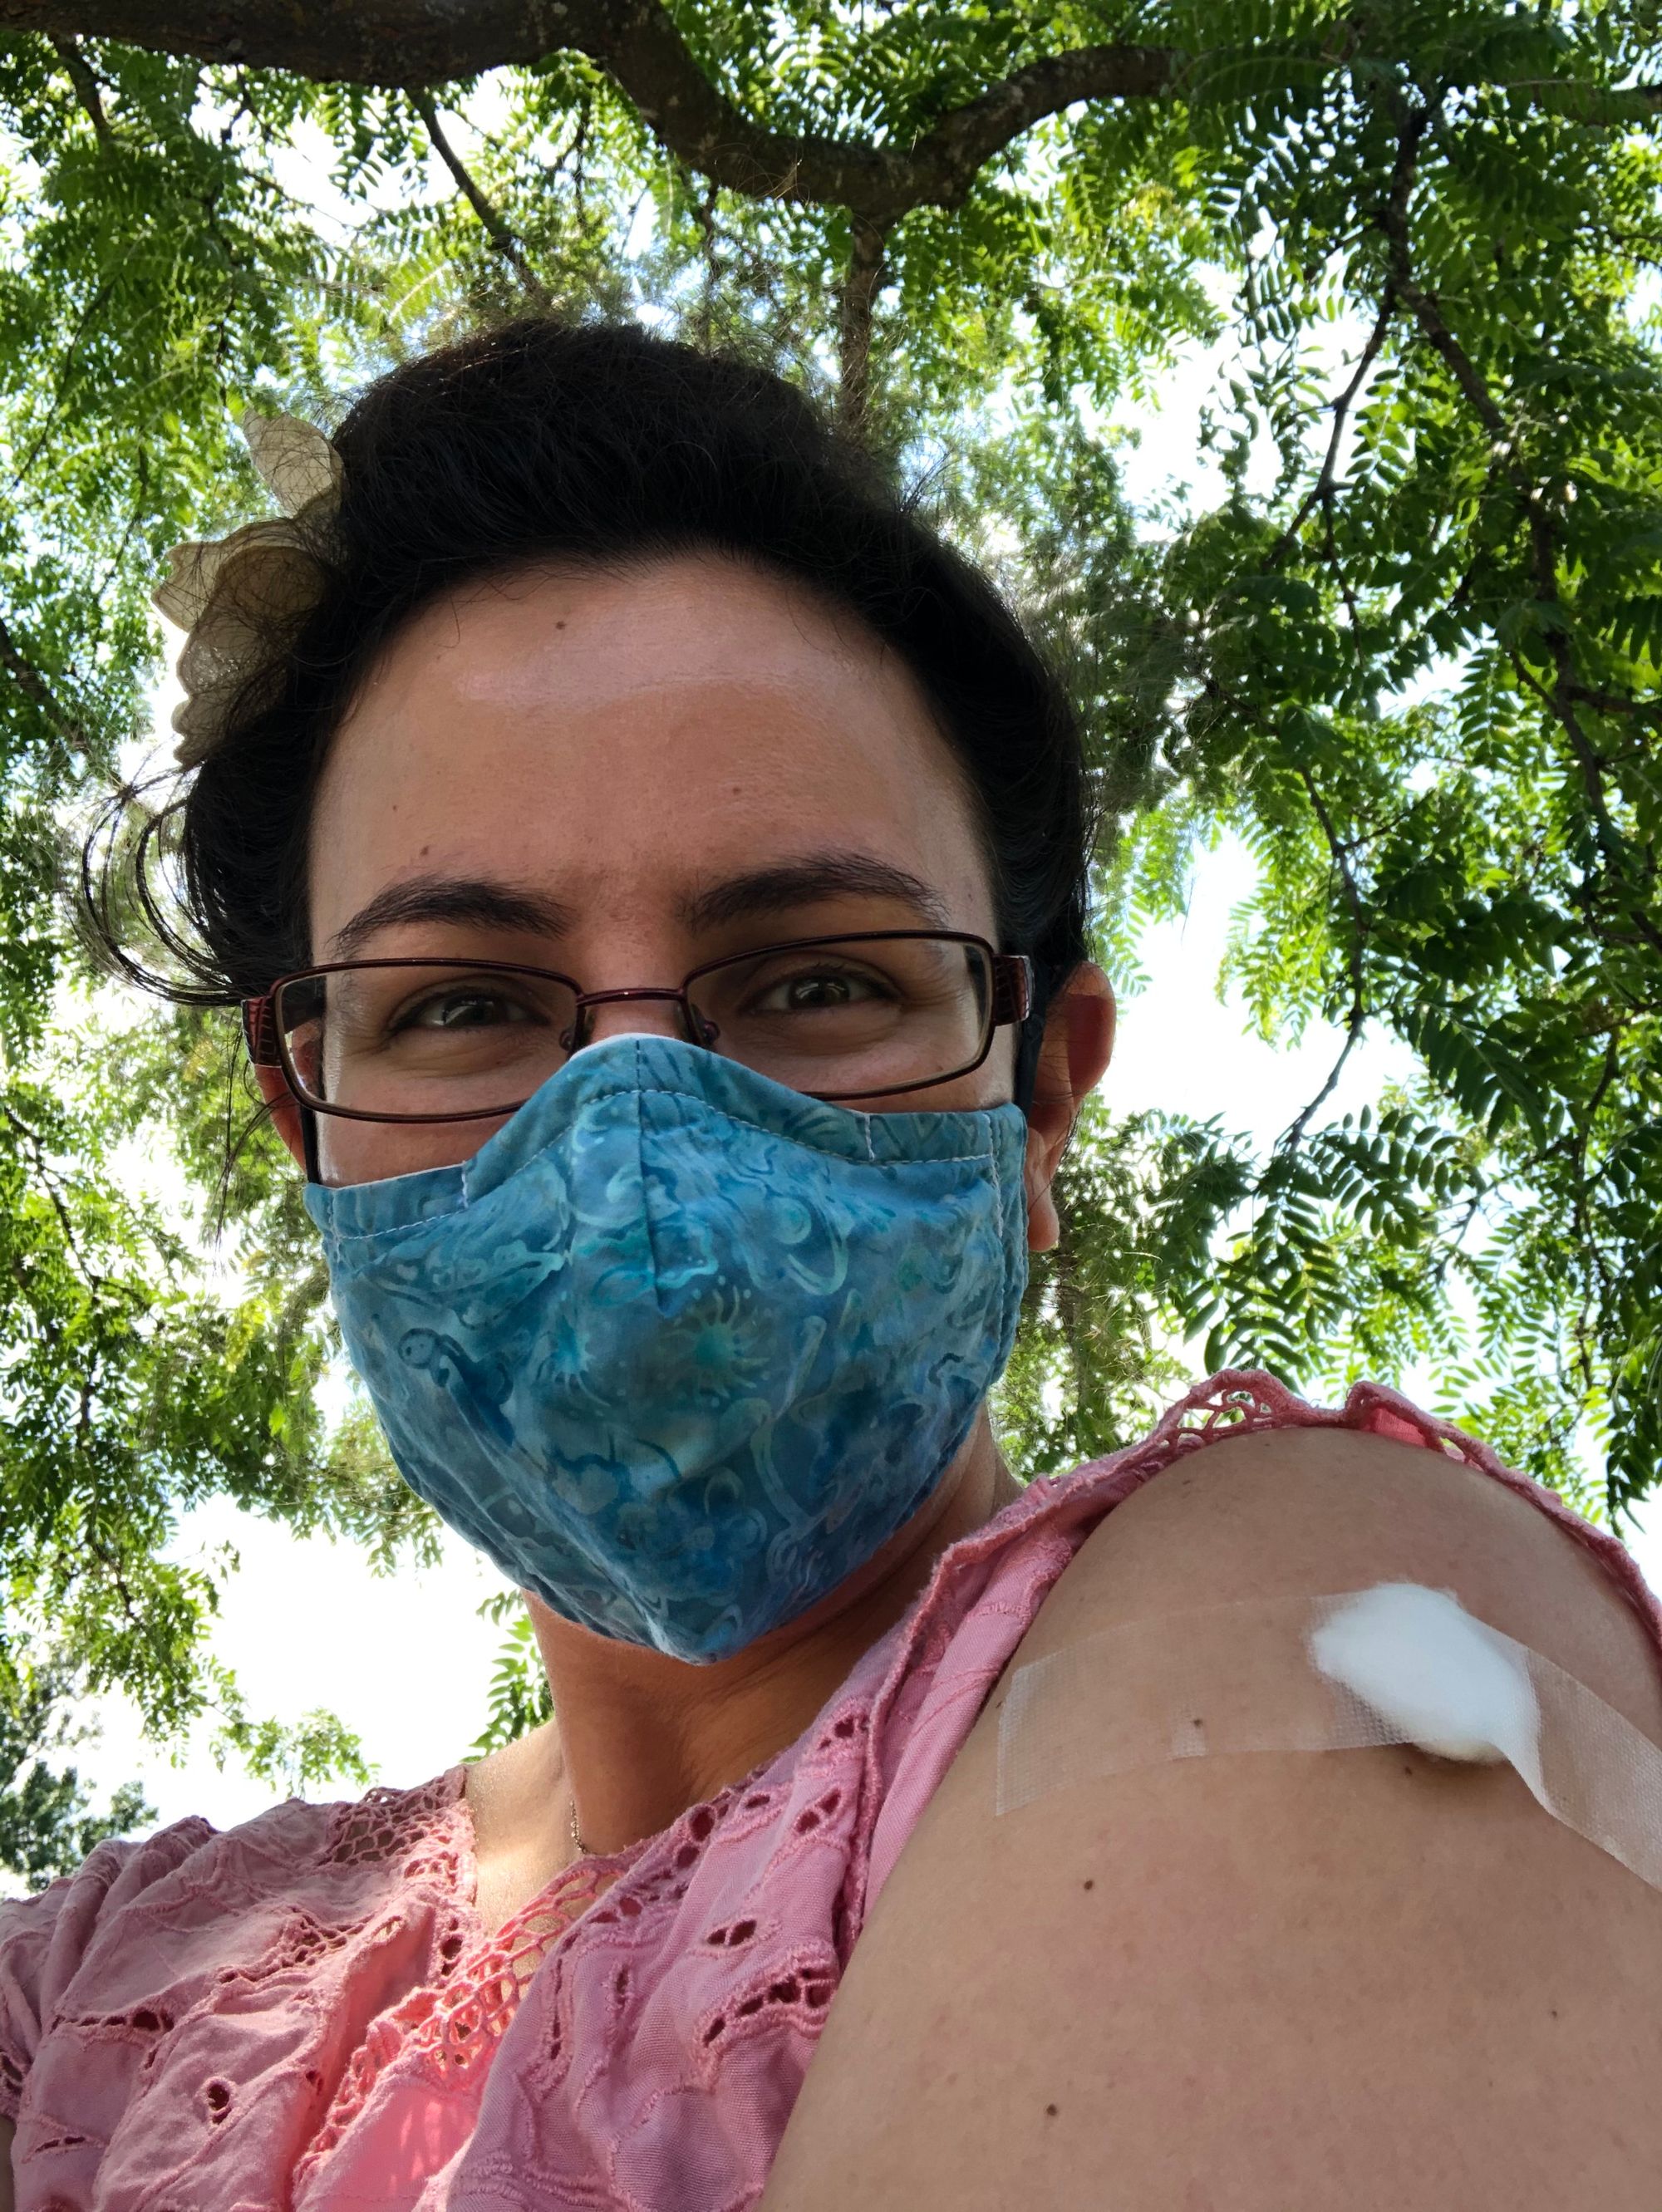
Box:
[66,294,1662,1846]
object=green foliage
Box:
[469,1592,554,1760]
[995,1098,1192,1473]
[0,0,1657,1772]
[0,1653,153,1893]
[0,1001,408,1770]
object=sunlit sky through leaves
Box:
[64,223,1662,1839]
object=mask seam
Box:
[315,1094,1015,1246]
[637,1039,665,1315]
[984,1106,1011,1329]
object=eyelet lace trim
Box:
[16,1372,1617,2211]
[294,1844,628,2177]
[321,1771,462,1871]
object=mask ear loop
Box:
[1012,978,1047,1117]
[300,1104,322,1184]
[243,992,323,1182]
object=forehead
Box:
[308,551,996,951]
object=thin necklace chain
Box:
[568,1787,589,1860]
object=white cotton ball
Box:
[1308,1582,1537,1766]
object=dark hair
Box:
[98,315,1094,1111]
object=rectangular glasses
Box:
[243,931,1034,1120]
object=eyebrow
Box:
[325,852,954,960]
[681,854,953,933]
[327,876,573,959]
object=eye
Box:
[393,988,543,1033]
[751,965,891,1013]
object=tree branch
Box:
[1376,101,1662,964]
[1374,104,1507,439]
[0,1100,145,1305]
[9,8,1652,227]
[411,91,548,301]
[1280,763,1369,1152]
[2,1102,87,1271]
[7,4,1181,224]
[0,611,88,758]
[837,217,888,436]
[1266,283,1397,570]
[49,32,113,142]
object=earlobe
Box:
[1020,965,1115,1255]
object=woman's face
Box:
[301,550,1094,1218]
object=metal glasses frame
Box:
[242,930,1035,1122]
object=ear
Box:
[253,1061,311,1173]
[1021,963,1115,1254]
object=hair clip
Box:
[152,410,342,768]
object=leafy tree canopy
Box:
[0,1648,153,1891]
[0,0,1659,1789]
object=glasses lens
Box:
[276,963,579,1118]
[687,936,991,1097]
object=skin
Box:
[760,1430,1662,2209]
[8,559,1662,2205]
[251,549,1116,1928]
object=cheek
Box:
[867,1026,1020,1120]
[316,1111,514,1188]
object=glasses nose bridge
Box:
[568,982,700,1052]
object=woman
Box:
[3,317,1662,2209]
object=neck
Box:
[533,1408,1020,1856]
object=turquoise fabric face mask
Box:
[305,1034,1030,1662]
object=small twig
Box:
[79,1520,164,1653]
[49,34,112,145]
[1,1100,101,1285]
[1561,683,1662,727]
[412,91,549,303]
[1280,1000,1366,1154]
[1320,499,1364,636]
[1280,764,1369,1153]
[1266,284,1397,572]
[1374,101,1662,962]
[837,216,889,436]
[0,611,86,759]
[1504,645,1662,957]
[218,78,255,146]
[7,279,115,495]
[572,90,592,215]
[91,458,149,605]
[693,180,718,345]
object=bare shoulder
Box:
[1022,1424,1662,1718]
[762,1423,1662,2210]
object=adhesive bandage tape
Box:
[995,1581,1662,1895]
[1307,1582,1535,1767]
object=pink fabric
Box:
[4,1369,1658,2208]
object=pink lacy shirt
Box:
[5,1370,1659,2208]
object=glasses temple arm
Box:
[242,995,284,1067]
[990,955,1034,1030]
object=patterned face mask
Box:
[306,1034,1030,1662]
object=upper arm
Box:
[762,1426,1662,2212]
